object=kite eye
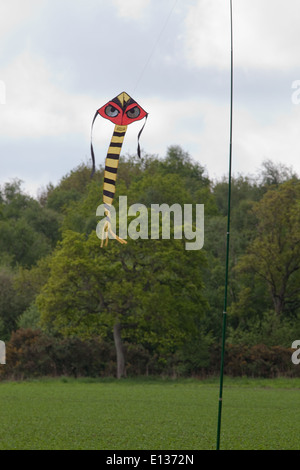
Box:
[126,106,140,120]
[105,105,119,118]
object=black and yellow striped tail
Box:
[103,124,127,205]
[101,124,127,247]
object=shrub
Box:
[0,329,115,380]
[1,329,299,380]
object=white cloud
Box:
[111,0,150,20]
[2,0,300,199]
[0,0,41,41]
[184,0,300,70]
[184,0,230,69]
[200,102,300,179]
[0,51,96,139]
[138,96,300,181]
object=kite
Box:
[91,91,148,246]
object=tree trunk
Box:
[113,322,126,379]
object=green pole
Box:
[216,0,233,451]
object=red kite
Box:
[91,91,148,246]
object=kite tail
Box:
[100,207,127,247]
[101,124,128,247]
[137,114,148,158]
[90,111,98,177]
[103,124,127,206]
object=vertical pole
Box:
[216,0,233,451]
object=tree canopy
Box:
[1,146,300,378]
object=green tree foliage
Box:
[260,159,297,187]
[234,180,300,316]
[0,266,27,340]
[228,179,300,346]
[0,180,61,267]
[37,230,206,378]
[1,147,300,378]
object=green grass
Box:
[0,376,299,450]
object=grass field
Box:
[0,376,299,450]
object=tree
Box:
[0,180,61,267]
[37,229,206,378]
[259,159,297,187]
[0,266,27,340]
[235,180,300,317]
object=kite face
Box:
[97,92,147,126]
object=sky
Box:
[1,0,300,198]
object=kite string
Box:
[133,0,178,93]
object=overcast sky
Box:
[1,0,300,197]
